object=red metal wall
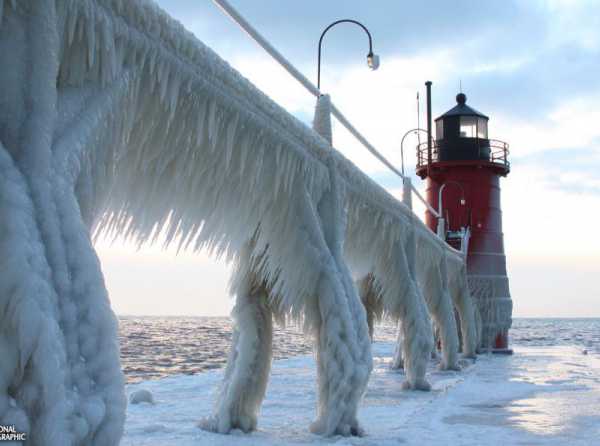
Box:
[423,163,511,349]
[424,166,507,276]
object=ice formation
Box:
[0,0,479,443]
[342,158,477,385]
[129,389,154,405]
[199,241,275,434]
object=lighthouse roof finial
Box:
[436,91,488,120]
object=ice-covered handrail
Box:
[211,0,440,219]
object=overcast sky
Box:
[97,0,600,317]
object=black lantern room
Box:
[434,93,490,162]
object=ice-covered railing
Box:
[212,0,441,220]
[0,1,478,444]
[212,0,476,379]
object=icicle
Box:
[86,9,96,70]
[207,100,217,150]
[107,21,118,81]
[158,63,169,105]
[252,143,264,191]
[67,7,78,46]
[167,71,181,123]
[195,103,206,147]
[183,77,193,95]
[76,9,84,43]
[238,132,249,179]
[224,113,239,170]
[273,153,283,196]
[148,48,157,76]
[274,140,281,168]
[282,153,293,194]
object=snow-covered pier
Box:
[123,343,600,446]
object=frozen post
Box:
[391,177,415,368]
[309,93,373,436]
[402,177,413,209]
[312,94,333,145]
[200,243,273,433]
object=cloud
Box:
[164,1,547,61]
[518,147,600,196]
[96,238,234,316]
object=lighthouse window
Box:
[459,116,477,138]
[436,120,443,140]
[477,118,488,138]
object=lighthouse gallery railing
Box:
[416,139,510,170]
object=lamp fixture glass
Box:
[367,52,380,70]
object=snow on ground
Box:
[123,342,600,445]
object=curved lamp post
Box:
[437,180,466,238]
[400,128,429,177]
[317,19,379,91]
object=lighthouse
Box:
[416,82,513,353]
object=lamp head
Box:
[367,52,380,70]
[460,198,466,206]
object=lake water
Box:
[119,317,600,383]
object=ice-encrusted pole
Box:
[200,242,273,433]
[357,274,381,341]
[312,94,333,144]
[0,3,125,444]
[449,262,478,358]
[418,250,460,371]
[392,177,416,369]
[391,177,415,368]
[382,237,433,390]
[372,178,432,389]
[309,94,372,436]
[348,175,433,390]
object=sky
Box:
[96,0,600,318]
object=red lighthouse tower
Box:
[416,83,513,353]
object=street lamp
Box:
[400,128,429,177]
[317,19,379,91]
[437,181,466,239]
